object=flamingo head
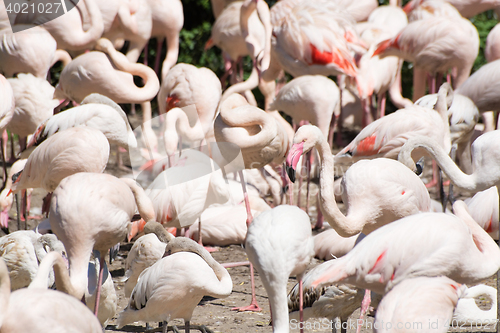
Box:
[286,125,323,182]
[403,0,423,14]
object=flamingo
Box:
[0,25,71,79]
[0,230,65,290]
[373,15,479,98]
[310,200,500,293]
[312,228,363,261]
[28,93,137,150]
[452,284,497,325]
[286,125,431,237]
[7,73,59,141]
[0,74,14,181]
[374,276,467,333]
[269,75,340,145]
[0,158,29,227]
[334,83,452,164]
[464,186,499,240]
[55,38,160,104]
[158,63,222,157]
[85,253,117,327]
[117,237,233,332]
[405,0,500,18]
[404,0,462,22]
[486,23,500,62]
[49,173,157,316]
[10,127,110,196]
[245,205,314,333]
[123,221,173,297]
[0,252,103,333]
[213,93,289,311]
[398,130,500,192]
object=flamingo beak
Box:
[166,96,179,112]
[285,142,304,183]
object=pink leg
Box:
[299,278,304,333]
[197,217,218,253]
[305,150,313,214]
[356,289,371,333]
[94,254,105,316]
[154,38,165,77]
[143,43,148,66]
[377,93,386,118]
[313,194,323,230]
[231,171,262,312]
[425,160,439,188]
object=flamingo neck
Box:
[68,251,91,300]
[315,138,359,237]
[268,282,290,333]
[398,136,478,191]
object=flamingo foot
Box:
[424,179,438,188]
[231,301,262,312]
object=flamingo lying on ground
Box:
[117,237,232,332]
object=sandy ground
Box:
[0,116,496,333]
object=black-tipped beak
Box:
[286,165,296,183]
[415,157,424,176]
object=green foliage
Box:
[470,10,498,72]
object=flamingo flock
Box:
[0,0,500,333]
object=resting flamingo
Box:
[55,38,159,104]
[0,253,103,333]
[310,200,500,293]
[245,205,314,332]
[374,276,466,333]
[117,237,232,332]
[453,284,497,325]
[49,173,157,317]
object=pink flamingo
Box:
[245,205,314,333]
[373,15,479,98]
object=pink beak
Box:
[285,142,304,183]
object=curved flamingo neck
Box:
[398,136,478,191]
[220,66,260,104]
[268,283,289,333]
[144,221,174,243]
[314,135,359,237]
[95,38,160,101]
[119,178,156,223]
[166,107,205,142]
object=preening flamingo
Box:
[123,221,173,297]
[310,201,500,293]
[117,237,232,332]
[49,173,156,316]
[0,25,71,79]
[0,230,65,290]
[0,253,103,333]
[286,125,431,237]
[55,38,160,104]
[158,63,221,156]
[453,284,497,325]
[28,93,137,150]
[374,276,466,333]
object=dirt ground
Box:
[1,115,496,333]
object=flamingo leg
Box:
[377,93,386,119]
[231,171,262,312]
[314,193,324,230]
[154,38,165,77]
[305,150,313,214]
[93,252,105,317]
[356,289,371,333]
[15,192,20,231]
